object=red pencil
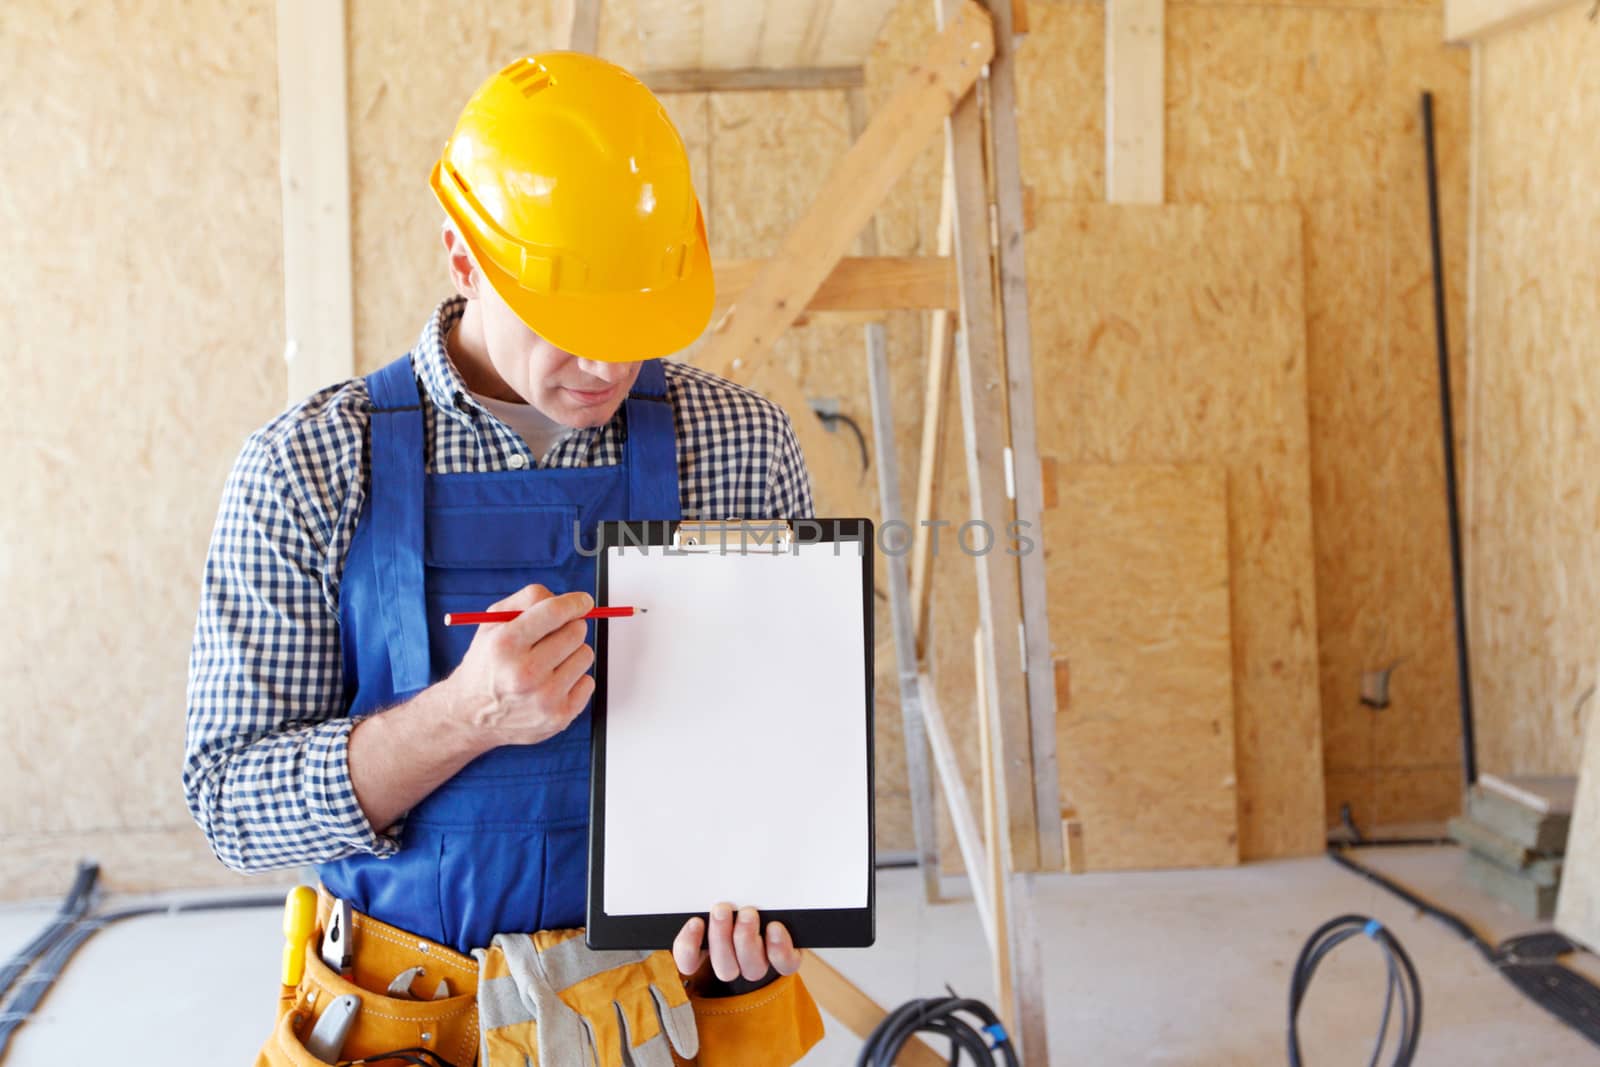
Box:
[443,606,644,626]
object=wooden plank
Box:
[275,0,354,402]
[851,90,943,909]
[937,1,1051,1060]
[1479,774,1578,816]
[866,317,943,906]
[699,0,762,69]
[1444,0,1585,42]
[564,0,602,53]
[799,954,946,1067]
[975,630,1015,1033]
[981,0,1065,873]
[1466,851,1558,918]
[936,0,1036,878]
[910,165,957,662]
[920,681,997,952]
[642,65,864,93]
[1468,786,1571,852]
[697,1,993,386]
[1028,202,1324,861]
[819,0,903,65]
[1045,463,1241,871]
[1011,0,1030,35]
[632,0,703,70]
[1557,708,1600,949]
[1106,0,1165,204]
[712,257,956,316]
[797,0,836,66]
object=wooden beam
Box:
[938,0,1052,1059]
[850,87,945,910]
[910,166,957,663]
[920,681,997,951]
[564,0,602,53]
[799,954,946,1067]
[1105,0,1165,205]
[642,65,865,94]
[697,2,994,387]
[984,0,1066,874]
[937,1,1039,878]
[1444,0,1585,41]
[713,257,956,316]
[276,0,354,402]
[1011,0,1030,35]
[974,631,1015,1033]
[869,324,946,909]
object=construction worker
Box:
[185,53,823,1066]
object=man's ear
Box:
[442,223,481,299]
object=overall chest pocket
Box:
[424,504,577,578]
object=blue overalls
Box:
[321,354,681,954]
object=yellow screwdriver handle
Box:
[281,885,317,986]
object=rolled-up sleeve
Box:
[183,427,397,872]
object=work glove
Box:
[475,929,698,1067]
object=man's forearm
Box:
[347,678,489,835]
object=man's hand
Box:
[672,904,802,984]
[348,583,596,834]
[441,584,596,747]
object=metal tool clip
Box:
[320,897,354,975]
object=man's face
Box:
[477,282,643,428]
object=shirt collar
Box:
[409,296,623,453]
[410,296,476,420]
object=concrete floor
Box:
[1,846,1596,1064]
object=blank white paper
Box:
[601,540,871,914]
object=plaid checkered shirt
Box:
[184,297,814,872]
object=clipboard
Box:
[587,518,876,950]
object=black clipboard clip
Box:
[671,519,793,555]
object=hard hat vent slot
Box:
[502,59,552,96]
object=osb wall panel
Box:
[1046,464,1240,871]
[1168,4,1471,830]
[1033,202,1323,860]
[1471,6,1600,777]
[0,0,285,897]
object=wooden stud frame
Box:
[276,0,355,402]
[848,87,948,914]
[643,66,865,93]
[689,1,1061,1055]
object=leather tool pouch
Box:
[255,898,481,1066]
[681,973,825,1067]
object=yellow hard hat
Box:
[430,53,715,362]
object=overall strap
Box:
[365,355,433,696]
[623,360,680,520]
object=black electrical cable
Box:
[1421,89,1478,788]
[857,992,1020,1067]
[1288,914,1423,1067]
[0,861,97,1006]
[0,866,281,1058]
[817,410,871,475]
[1328,845,1600,1048]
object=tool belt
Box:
[257,889,823,1067]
